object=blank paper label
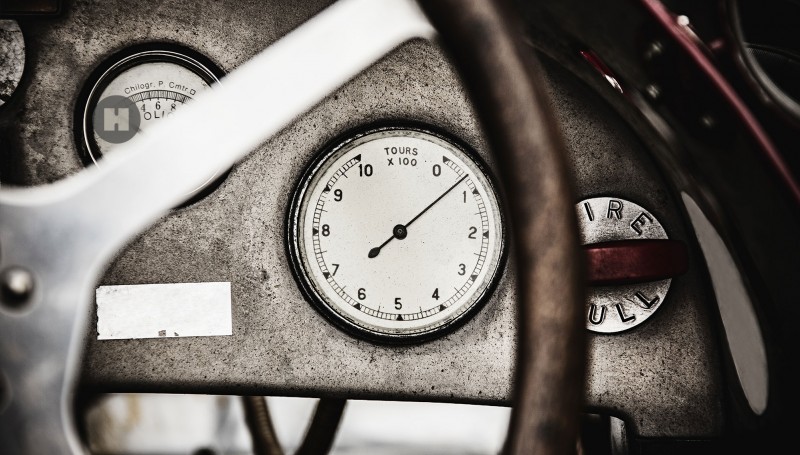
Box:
[97,282,232,340]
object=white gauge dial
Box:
[80,49,223,201]
[289,127,505,341]
[92,61,212,155]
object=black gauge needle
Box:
[368,174,467,258]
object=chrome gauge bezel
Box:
[286,124,507,344]
[75,44,227,204]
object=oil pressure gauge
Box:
[77,46,226,202]
[288,126,506,342]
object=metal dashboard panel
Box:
[0,0,721,439]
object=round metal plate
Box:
[577,197,670,333]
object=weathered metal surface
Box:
[0,0,721,439]
[0,20,24,108]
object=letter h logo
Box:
[103,107,130,132]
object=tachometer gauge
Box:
[77,46,226,202]
[288,126,506,342]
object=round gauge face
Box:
[288,126,506,342]
[78,48,225,201]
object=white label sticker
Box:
[97,282,232,340]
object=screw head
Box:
[644,84,661,101]
[393,224,408,240]
[0,266,35,308]
[644,41,664,61]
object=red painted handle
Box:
[585,239,688,286]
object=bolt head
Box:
[1,266,34,308]
[644,84,661,101]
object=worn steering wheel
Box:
[0,0,584,453]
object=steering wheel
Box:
[0,0,584,453]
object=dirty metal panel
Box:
[0,0,722,439]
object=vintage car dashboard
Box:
[4,0,796,452]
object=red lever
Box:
[584,239,688,286]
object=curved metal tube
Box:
[242,396,284,455]
[295,398,347,455]
[242,396,346,455]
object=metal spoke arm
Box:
[0,1,434,453]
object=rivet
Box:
[0,266,35,308]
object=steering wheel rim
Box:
[423,1,586,453]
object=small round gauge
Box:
[77,46,226,202]
[288,126,506,342]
